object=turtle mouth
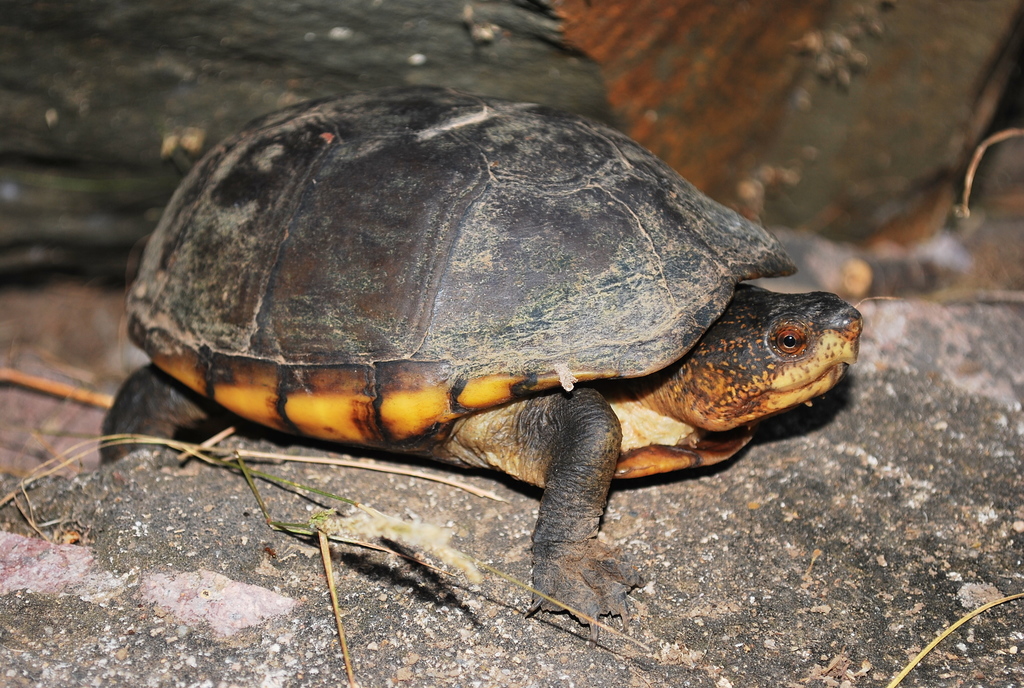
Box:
[815,359,850,392]
[818,359,850,385]
[760,360,847,414]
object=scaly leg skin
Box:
[441,387,641,634]
[101,364,216,463]
[521,388,643,636]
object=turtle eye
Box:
[772,324,808,356]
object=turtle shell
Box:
[127,86,795,449]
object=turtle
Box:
[102,86,862,631]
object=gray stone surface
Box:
[1,0,606,168]
[1,0,608,275]
[1,299,1022,687]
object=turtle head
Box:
[667,285,862,432]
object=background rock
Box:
[3,0,1024,278]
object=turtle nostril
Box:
[831,307,862,335]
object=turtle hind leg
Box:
[101,364,220,463]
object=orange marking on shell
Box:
[210,360,290,432]
[319,132,335,144]
[152,351,285,431]
[456,374,522,409]
[285,392,376,443]
[214,384,288,432]
[151,352,206,397]
[282,366,378,443]
[378,386,454,441]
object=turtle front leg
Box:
[440,387,641,628]
[101,364,218,463]
[528,388,643,627]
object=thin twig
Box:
[176,426,236,462]
[318,530,359,688]
[0,367,113,408]
[886,592,1024,687]
[176,442,505,502]
[0,437,101,509]
[265,452,507,502]
[234,454,272,525]
[955,127,1024,218]
[13,493,46,540]
[271,522,452,575]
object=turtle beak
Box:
[830,307,862,386]
[831,305,862,366]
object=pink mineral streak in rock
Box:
[139,569,299,636]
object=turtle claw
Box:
[530,539,642,634]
